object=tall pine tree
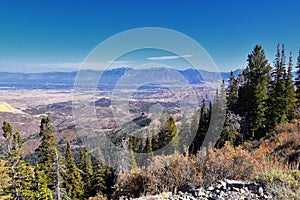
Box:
[2,121,34,200]
[178,113,191,152]
[267,44,289,130]
[295,50,300,103]
[286,51,296,119]
[35,117,57,190]
[79,149,93,198]
[35,117,69,200]
[33,163,53,200]
[91,161,107,197]
[189,99,211,154]
[237,45,271,138]
[64,142,84,199]
[248,45,271,137]
[227,71,238,113]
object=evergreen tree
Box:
[236,68,252,116]
[52,148,69,200]
[286,51,296,119]
[91,161,107,197]
[153,111,169,152]
[1,121,34,200]
[188,108,200,151]
[159,109,169,130]
[118,138,131,172]
[79,149,93,198]
[248,45,271,136]
[227,71,238,112]
[217,112,241,148]
[152,112,178,154]
[205,83,226,151]
[295,50,300,102]
[35,117,57,190]
[237,45,271,138]
[151,128,159,152]
[33,164,53,200]
[35,117,69,200]
[169,116,179,152]
[164,116,178,154]
[128,141,138,170]
[281,44,287,79]
[267,44,289,130]
[178,113,191,152]
[143,131,153,154]
[189,99,210,154]
[64,142,84,199]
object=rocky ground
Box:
[126,180,272,200]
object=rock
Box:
[258,187,264,197]
[208,197,220,200]
[247,182,259,191]
[240,188,245,193]
[218,180,227,189]
[131,179,272,200]
[225,179,246,189]
[195,189,206,197]
[208,186,214,191]
[166,192,173,199]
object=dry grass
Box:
[255,167,300,200]
[0,102,15,113]
[114,152,201,197]
[113,170,150,198]
[114,122,300,198]
[198,142,260,185]
[146,152,202,194]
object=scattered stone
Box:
[218,180,227,190]
[208,186,214,191]
[258,187,264,197]
[240,188,246,193]
[225,179,246,189]
[131,180,272,200]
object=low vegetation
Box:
[115,124,300,198]
[0,44,300,199]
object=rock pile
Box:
[130,180,272,200]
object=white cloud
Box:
[147,54,192,61]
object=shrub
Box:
[147,152,202,194]
[113,124,300,198]
[88,193,107,200]
[273,122,297,136]
[253,131,300,168]
[255,168,300,200]
[199,142,260,186]
[114,152,202,196]
[113,170,150,198]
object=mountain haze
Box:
[0,68,242,89]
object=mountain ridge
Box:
[0,68,242,89]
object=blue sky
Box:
[0,0,299,72]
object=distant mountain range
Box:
[0,68,242,89]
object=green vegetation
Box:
[0,44,300,199]
[2,121,33,199]
[0,118,111,199]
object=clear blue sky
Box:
[0,0,299,72]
